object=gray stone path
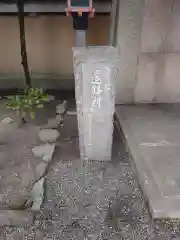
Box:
[0,98,64,224]
[0,113,180,239]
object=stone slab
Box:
[82,60,115,161]
[140,0,172,53]
[166,0,180,52]
[135,53,180,103]
[134,54,158,103]
[161,54,180,102]
[115,0,143,103]
[116,104,180,219]
[73,46,119,161]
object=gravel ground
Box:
[0,103,180,239]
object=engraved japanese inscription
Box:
[73,46,119,161]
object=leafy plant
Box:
[5,88,49,125]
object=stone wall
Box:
[115,0,180,103]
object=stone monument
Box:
[73,46,120,161]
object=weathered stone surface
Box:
[0,210,34,226]
[31,178,44,212]
[135,54,158,103]
[73,46,119,161]
[115,0,143,104]
[140,0,172,53]
[38,129,60,142]
[56,100,68,115]
[166,0,180,52]
[116,104,180,218]
[1,117,13,124]
[35,162,48,180]
[0,126,43,210]
[41,117,61,129]
[32,143,55,162]
[0,121,17,133]
[159,54,180,103]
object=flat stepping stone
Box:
[41,116,62,129]
[35,162,48,180]
[31,177,44,212]
[38,129,60,142]
[1,117,13,124]
[32,143,55,162]
[0,210,34,226]
[0,121,17,133]
[0,126,46,210]
[56,100,68,115]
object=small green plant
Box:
[5,88,49,125]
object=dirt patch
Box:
[0,123,42,209]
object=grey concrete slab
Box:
[115,104,180,219]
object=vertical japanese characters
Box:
[91,69,102,109]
